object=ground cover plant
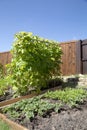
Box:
[1,88,87,130]
[7,32,62,95]
[43,88,87,107]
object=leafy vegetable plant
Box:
[2,96,61,120]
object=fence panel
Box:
[60,41,77,75]
[0,51,12,66]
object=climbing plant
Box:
[8,32,62,95]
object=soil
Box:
[0,92,13,102]
[9,99,87,130]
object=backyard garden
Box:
[0,32,87,130]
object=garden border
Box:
[0,86,61,130]
[0,113,28,130]
[0,86,61,108]
[0,93,38,108]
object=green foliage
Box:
[2,97,61,120]
[44,88,87,107]
[8,32,62,95]
[0,63,4,78]
[0,63,12,96]
[0,64,7,95]
[0,76,12,96]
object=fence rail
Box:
[0,40,77,75]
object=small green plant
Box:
[7,32,62,95]
[44,88,87,107]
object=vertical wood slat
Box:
[76,40,82,74]
[80,39,87,74]
[60,41,77,75]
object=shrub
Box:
[0,63,12,96]
[8,32,62,95]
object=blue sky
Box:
[0,0,87,52]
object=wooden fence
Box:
[0,51,12,66]
[0,40,78,76]
[60,41,77,75]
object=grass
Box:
[0,119,11,130]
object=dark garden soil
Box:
[0,92,13,102]
[6,99,87,130]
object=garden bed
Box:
[0,113,28,130]
[0,88,87,130]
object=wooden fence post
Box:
[76,40,82,74]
